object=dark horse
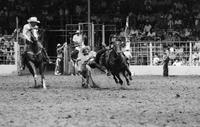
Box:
[23,33,47,89]
[96,41,132,86]
[10,28,47,89]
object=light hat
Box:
[27,17,40,23]
[75,30,81,33]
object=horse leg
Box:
[111,72,119,84]
[70,60,75,75]
[39,63,47,89]
[115,73,123,85]
[27,61,37,88]
[125,65,132,80]
[76,61,80,75]
[86,65,99,88]
[81,69,88,88]
[81,75,88,88]
[122,70,130,86]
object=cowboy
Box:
[54,43,65,75]
[162,52,170,77]
[21,17,51,70]
[77,46,95,72]
[72,30,85,51]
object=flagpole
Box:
[125,15,129,42]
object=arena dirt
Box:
[0,72,200,127]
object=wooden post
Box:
[63,44,69,75]
[102,25,105,46]
[150,42,153,66]
[189,41,192,66]
[91,23,94,50]
[15,17,21,75]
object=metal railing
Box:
[129,41,200,66]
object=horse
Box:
[8,28,47,89]
[96,41,132,86]
[23,32,47,89]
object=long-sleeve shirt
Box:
[22,23,39,42]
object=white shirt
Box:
[143,24,152,33]
[22,23,39,42]
[77,51,96,71]
[73,34,83,44]
[153,57,160,65]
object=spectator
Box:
[172,59,183,66]
[143,20,152,34]
[54,43,65,75]
[153,54,161,65]
[162,52,170,77]
[72,30,85,51]
[192,51,199,66]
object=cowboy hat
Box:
[75,30,81,34]
[27,17,40,23]
[57,43,61,47]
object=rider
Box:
[54,43,65,75]
[21,17,51,70]
[72,30,85,51]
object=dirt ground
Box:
[0,71,200,127]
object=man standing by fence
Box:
[163,52,170,77]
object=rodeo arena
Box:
[1,0,200,127]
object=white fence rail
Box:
[129,41,200,66]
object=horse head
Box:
[112,40,123,55]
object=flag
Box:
[125,15,129,41]
[126,16,129,28]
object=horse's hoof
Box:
[114,80,119,84]
[82,83,88,88]
[119,82,123,85]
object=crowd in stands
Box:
[0,0,200,41]
[1,0,200,66]
[0,36,15,64]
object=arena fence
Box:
[127,40,200,75]
[129,41,198,66]
[2,20,200,75]
[0,36,19,75]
